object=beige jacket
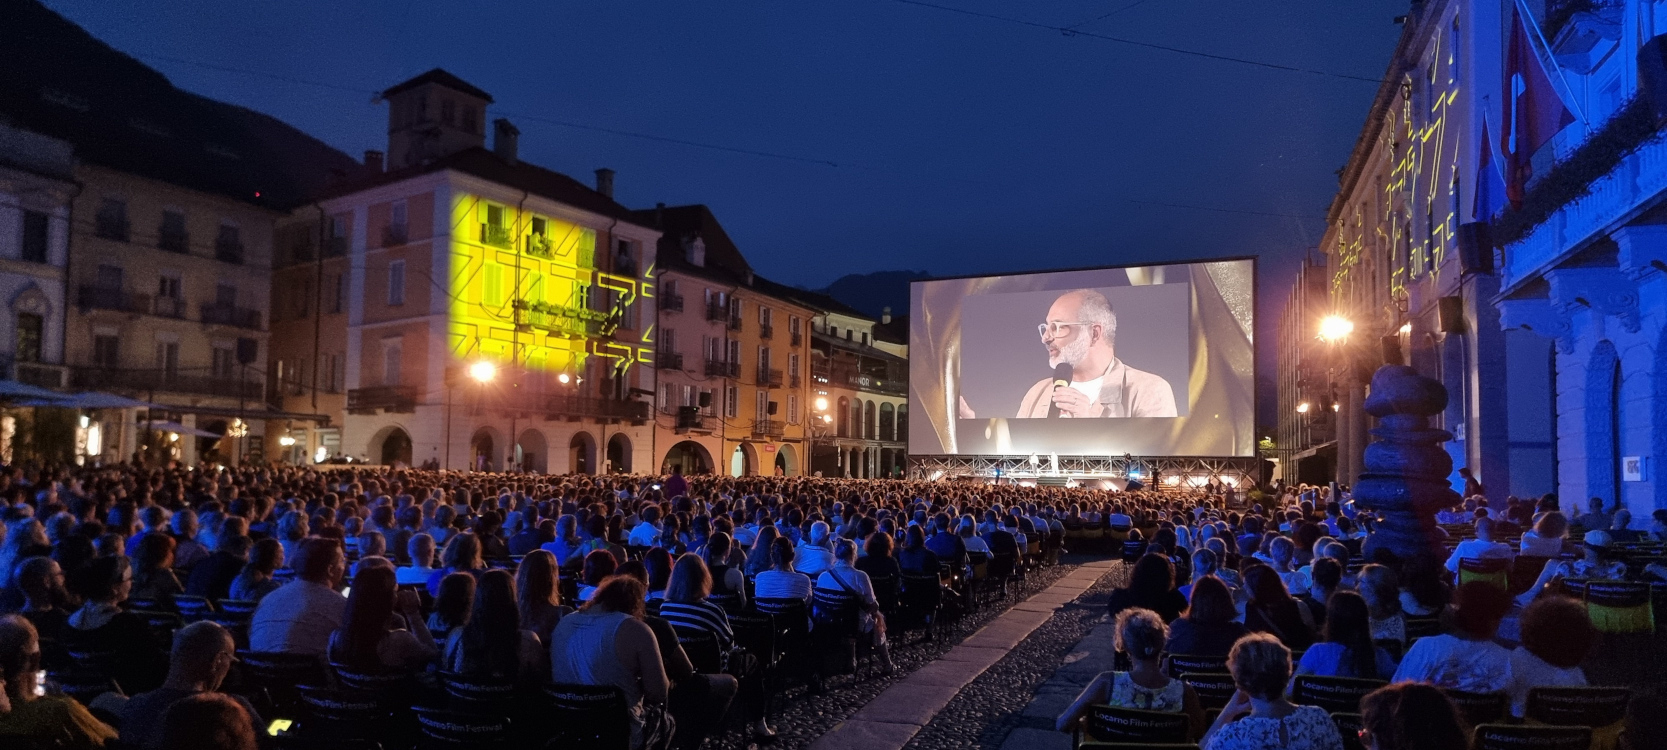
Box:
[1015,357,1178,418]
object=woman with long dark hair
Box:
[1294,591,1396,680]
[1242,563,1316,651]
[426,572,475,642]
[1107,554,1188,623]
[228,538,284,603]
[328,565,436,672]
[444,569,545,682]
[643,547,674,600]
[1165,575,1249,658]
[515,549,571,642]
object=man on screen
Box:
[1010,289,1176,418]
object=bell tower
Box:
[380,69,494,169]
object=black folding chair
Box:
[1290,675,1387,714]
[1082,704,1190,744]
[1163,654,1228,680]
[1471,724,1591,750]
[412,706,511,749]
[543,683,632,750]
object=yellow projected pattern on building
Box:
[447,194,651,377]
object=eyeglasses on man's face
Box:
[1038,321,1091,339]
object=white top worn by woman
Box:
[1391,633,1514,693]
[1205,704,1342,750]
[1505,647,1585,717]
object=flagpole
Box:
[1515,0,1588,124]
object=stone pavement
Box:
[808,559,1118,750]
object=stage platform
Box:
[907,454,1260,491]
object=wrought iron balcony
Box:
[791,330,802,347]
[153,296,187,319]
[481,224,513,248]
[12,362,65,390]
[656,351,684,371]
[789,374,801,389]
[158,228,188,253]
[727,315,742,331]
[348,384,419,414]
[705,359,739,378]
[760,323,773,340]
[752,419,785,438]
[758,368,783,388]
[95,215,129,242]
[214,238,244,265]
[546,395,650,422]
[201,303,262,330]
[705,302,728,323]
[526,234,553,259]
[73,366,263,400]
[660,292,684,312]
[676,406,706,432]
[77,285,147,314]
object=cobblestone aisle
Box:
[808,560,1120,750]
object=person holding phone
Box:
[0,614,118,749]
[327,565,438,673]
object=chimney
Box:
[654,202,665,228]
[493,118,519,164]
[882,306,892,325]
[363,150,384,173]
[595,168,615,199]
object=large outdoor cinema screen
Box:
[908,258,1255,459]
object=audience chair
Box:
[1332,712,1366,750]
[331,662,414,696]
[1458,558,1511,591]
[543,682,632,750]
[437,671,518,710]
[1403,617,1443,639]
[295,684,397,741]
[1081,704,1190,744]
[239,650,328,718]
[1472,724,1592,750]
[896,572,944,642]
[706,591,744,614]
[1177,672,1236,711]
[869,573,899,616]
[1289,675,1387,714]
[1443,688,1510,727]
[671,626,725,675]
[173,594,215,621]
[811,587,863,678]
[1512,556,1553,595]
[985,551,1018,600]
[412,706,511,749]
[217,599,260,615]
[1525,686,1630,750]
[1583,581,1655,634]
[1163,654,1228,680]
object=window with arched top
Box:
[879,403,895,442]
[837,396,850,438]
[864,400,877,440]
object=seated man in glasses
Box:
[964,288,1177,419]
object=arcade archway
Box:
[516,428,548,473]
[607,433,632,473]
[570,431,597,475]
[662,440,713,476]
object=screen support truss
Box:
[907,454,1260,488]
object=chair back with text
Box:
[1443,688,1509,727]
[1526,687,1630,750]
[671,625,725,674]
[1083,705,1189,744]
[1459,557,1510,591]
[1333,713,1366,750]
[1290,675,1387,714]
[1583,581,1655,634]
[1164,654,1228,680]
[1177,672,1236,710]
[1472,724,1592,750]
[543,682,631,750]
[412,706,511,748]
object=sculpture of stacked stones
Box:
[1354,364,1460,565]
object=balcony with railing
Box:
[73,366,263,400]
[526,234,553,259]
[77,285,147,315]
[791,330,802,347]
[752,419,785,438]
[12,362,66,390]
[660,292,684,312]
[95,215,129,242]
[158,228,188,254]
[656,351,684,371]
[481,223,513,248]
[201,303,262,330]
[546,394,650,422]
[760,323,773,340]
[382,224,408,247]
[789,373,801,389]
[675,406,707,432]
[727,314,742,331]
[705,359,739,378]
[152,296,186,319]
[758,368,783,388]
[348,384,419,414]
[705,302,728,323]
[215,237,244,265]
[612,258,639,279]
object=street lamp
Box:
[469,361,497,384]
[1317,315,1355,343]
[1296,402,1310,414]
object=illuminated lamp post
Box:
[468,361,495,471]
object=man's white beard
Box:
[1047,335,1089,370]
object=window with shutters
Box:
[382,338,403,386]
[388,260,406,306]
[725,385,738,418]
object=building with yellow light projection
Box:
[270,70,660,472]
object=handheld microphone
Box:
[1047,362,1072,418]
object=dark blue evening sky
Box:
[46,0,1405,417]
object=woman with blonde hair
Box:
[515,549,571,642]
[1201,633,1344,750]
[1058,607,1205,737]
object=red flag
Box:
[1501,6,1574,208]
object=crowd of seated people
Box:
[0,461,1662,750]
[0,462,1107,748]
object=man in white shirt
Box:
[1444,517,1516,573]
[795,521,835,577]
[249,537,347,657]
[627,506,663,547]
